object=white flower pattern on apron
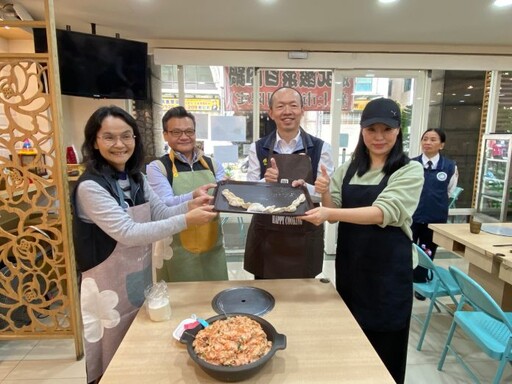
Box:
[81,278,121,343]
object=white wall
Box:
[8,39,33,53]
[0,38,33,53]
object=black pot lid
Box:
[211,286,275,316]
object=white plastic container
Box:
[144,281,172,322]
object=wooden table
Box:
[429,223,512,310]
[101,279,394,383]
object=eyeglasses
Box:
[97,133,136,146]
[166,129,195,137]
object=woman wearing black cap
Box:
[299,98,424,383]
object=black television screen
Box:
[34,29,148,100]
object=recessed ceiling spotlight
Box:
[379,0,399,3]
[494,0,512,6]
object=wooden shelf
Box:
[0,20,46,28]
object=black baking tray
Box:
[213,180,314,216]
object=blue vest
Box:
[412,155,455,224]
[254,129,324,182]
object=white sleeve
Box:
[246,142,264,182]
[448,165,459,196]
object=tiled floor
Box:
[1,251,511,383]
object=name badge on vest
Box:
[437,172,448,181]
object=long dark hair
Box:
[81,105,145,183]
[351,128,410,177]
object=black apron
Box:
[336,164,412,332]
[244,134,324,279]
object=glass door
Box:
[330,69,430,167]
[325,69,430,254]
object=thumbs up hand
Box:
[264,157,279,183]
[315,164,330,194]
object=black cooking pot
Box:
[180,313,286,382]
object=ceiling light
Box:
[379,0,399,3]
[494,0,512,7]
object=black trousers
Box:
[363,320,410,384]
[411,222,438,283]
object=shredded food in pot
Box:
[193,315,272,366]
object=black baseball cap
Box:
[360,98,401,128]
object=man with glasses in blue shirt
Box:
[146,106,228,282]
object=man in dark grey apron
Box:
[244,87,334,279]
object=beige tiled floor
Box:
[1,252,511,383]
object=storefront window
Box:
[334,74,414,165]
[161,66,336,181]
[160,65,253,180]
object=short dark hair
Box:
[268,87,304,109]
[161,106,196,132]
[421,128,446,143]
[351,126,409,177]
[81,105,145,182]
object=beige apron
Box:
[80,202,151,383]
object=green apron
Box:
[155,154,228,282]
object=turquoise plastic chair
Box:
[412,244,460,351]
[438,266,512,384]
[448,186,464,209]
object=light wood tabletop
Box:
[100,278,394,383]
[429,222,512,310]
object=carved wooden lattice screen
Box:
[0,0,83,359]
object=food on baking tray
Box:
[221,189,251,209]
[192,315,272,366]
[221,188,306,214]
